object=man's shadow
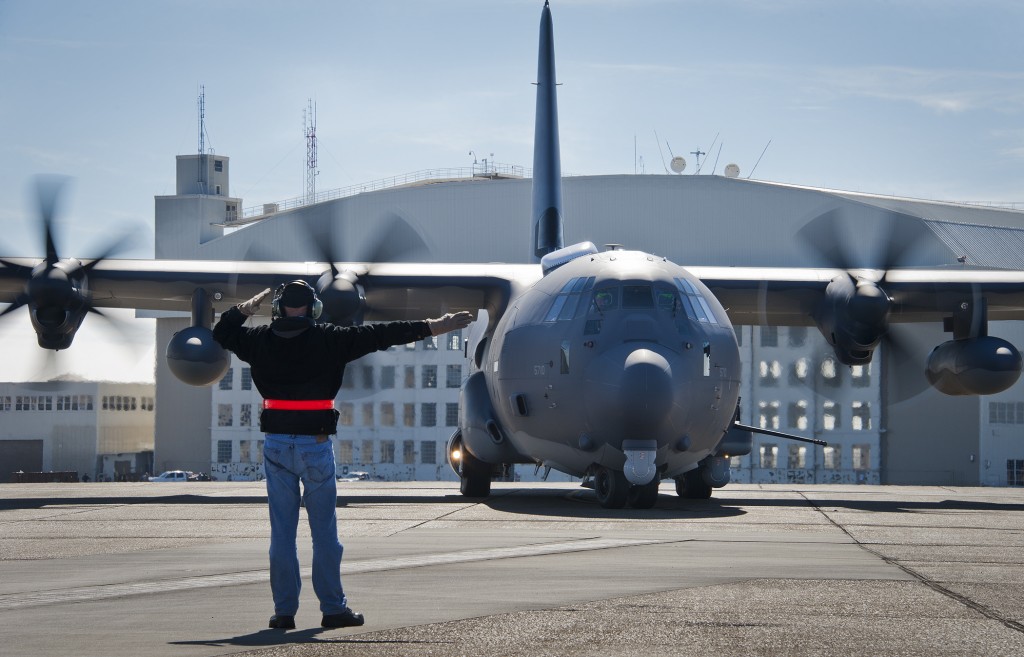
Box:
[171,627,330,648]
[171,627,442,649]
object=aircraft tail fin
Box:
[531,0,564,262]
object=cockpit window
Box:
[655,286,679,313]
[543,276,596,322]
[674,277,720,325]
[590,287,618,313]
[622,285,654,309]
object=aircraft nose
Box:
[619,348,674,431]
[584,344,678,440]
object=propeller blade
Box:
[34,175,70,266]
[361,213,430,264]
[78,227,146,276]
[796,208,856,272]
[0,294,30,319]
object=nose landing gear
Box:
[593,466,660,509]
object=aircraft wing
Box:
[691,266,1024,326]
[0,257,539,323]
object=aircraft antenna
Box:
[690,148,706,173]
[304,99,319,204]
[710,141,723,175]
[698,132,720,174]
[747,139,772,179]
[653,130,670,174]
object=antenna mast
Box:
[304,99,318,204]
[197,85,207,193]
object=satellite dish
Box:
[669,156,686,173]
[724,163,740,178]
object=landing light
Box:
[451,448,462,461]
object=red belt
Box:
[262,399,335,411]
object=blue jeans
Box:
[263,434,347,616]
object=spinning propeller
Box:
[0,176,141,355]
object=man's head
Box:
[272,280,323,319]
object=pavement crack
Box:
[798,491,1024,636]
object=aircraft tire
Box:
[675,471,712,499]
[594,467,629,509]
[627,480,660,509]
[459,450,491,498]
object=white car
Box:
[337,471,371,482]
[149,470,190,482]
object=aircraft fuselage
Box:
[481,248,741,481]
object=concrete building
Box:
[147,153,1024,487]
[0,381,155,481]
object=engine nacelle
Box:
[457,370,522,464]
[166,326,229,386]
[925,336,1023,396]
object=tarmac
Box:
[1,481,1023,657]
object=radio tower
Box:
[304,99,318,204]
[197,85,207,193]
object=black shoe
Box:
[321,608,365,628]
[268,615,295,629]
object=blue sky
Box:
[1,0,1022,380]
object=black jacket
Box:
[212,306,432,435]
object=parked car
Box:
[337,471,371,482]
[149,470,191,482]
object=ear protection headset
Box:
[271,280,323,320]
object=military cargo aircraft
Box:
[3,2,1024,508]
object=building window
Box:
[0,396,12,411]
[788,400,808,431]
[758,400,780,430]
[823,446,840,469]
[403,403,415,427]
[219,368,233,390]
[1008,460,1024,487]
[217,404,233,427]
[256,440,264,464]
[852,444,871,470]
[788,444,807,469]
[822,401,839,431]
[240,403,252,427]
[788,326,807,347]
[360,440,374,464]
[759,360,781,386]
[362,402,374,426]
[789,357,810,386]
[141,396,155,411]
[403,440,416,464]
[380,440,395,464]
[338,440,353,464]
[404,366,415,388]
[381,402,395,427]
[759,444,778,469]
[989,402,1024,424]
[447,330,462,351]
[421,365,437,388]
[422,441,437,464]
[421,403,437,427]
[339,402,354,426]
[217,440,232,463]
[214,159,223,172]
[851,364,870,387]
[820,357,842,388]
[362,365,374,389]
[241,367,252,390]
[380,366,396,389]
[446,364,462,388]
[424,335,438,350]
[239,440,251,463]
[852,401,871,431]
[760,326,778,347]
[445,402,459,427]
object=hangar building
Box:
[150,152,1024,488]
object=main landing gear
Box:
[593,467,660,509]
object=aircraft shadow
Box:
[477,487,748,519]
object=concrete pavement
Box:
[1,482,1022,656]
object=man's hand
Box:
[427,311,474,336]
[238,288,272,317]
